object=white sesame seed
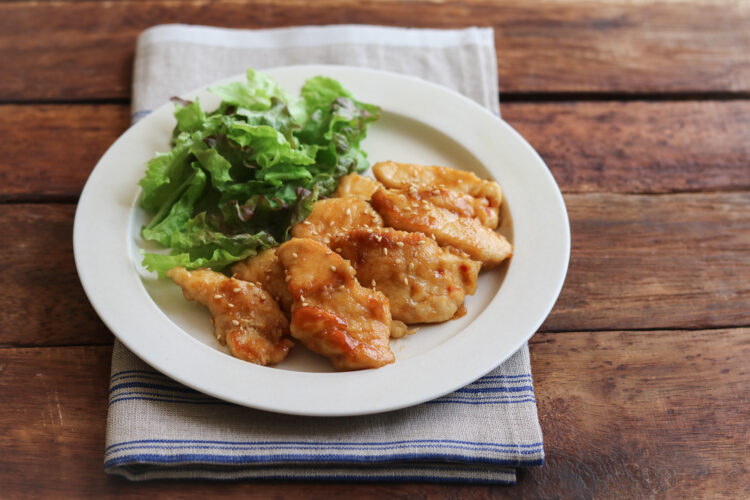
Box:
[346,208,351,215]
[231,320,240,326]
[408,262,415,271]
[335,247,342,252]
[292,252,298,258]
[326,250,332,255]
[233,287,241,293]
[403,277,409,285]
[228,303,235,308]
[330,266,336,272]
[383,248,388,255]
[213,294,222,299]
[371,280,376,287]
[396,241,404,247]
[285,275,292,282]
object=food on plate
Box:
[231,248,293,314]
[334,173,382,200]
[373,161,502,228]
[137,69,515,371]
[389,320,410,339]
[331,227,481,323]
[166,267,293,365]
[137,69,380,276]
[405,185,500,229]
[277,238,395,370]
[370,187,512,268]
[289,197,383,245]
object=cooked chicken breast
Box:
[334,173,382,200]
[331,227,481,324]
[231,248,294,314]
[276,238,395,370]
[408,186,499,229]
[371,187,512,268]
[373,161,503,228]
[290,197,383,245]
[390,319,410,339]
[166,267,293,366]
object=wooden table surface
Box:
[2,1,749,498]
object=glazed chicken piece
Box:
[371,187,512,268]
[389,320,410,339]
[334,173,382,200]
[166,267,293,365]
[331,227,481,324]
[231,248,294,314]
[401,186,499,228]
[373,161,503,228]
[276,238,395,370]
[290,197,383,245]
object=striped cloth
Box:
[106,24,544,483]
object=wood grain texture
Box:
[2,100,749,200]
[503,100,750,194]
[0,105,131,201]
[0,204,114,347]
[545,191,750,331]
[3,192,749,346]
[1,328,747,497]
[1,0,749,100]
[525,328,750,498]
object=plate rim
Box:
[74,64,570,416]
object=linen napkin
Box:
[106,24,543,484]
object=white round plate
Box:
[74,65,570,416]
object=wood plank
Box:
[2,192,749,346]
[1,0,749,100]
[0,105,131,201]
[525,328,750,498]
[1,328,747,496]
[3,100,750,199]
[545,191,750,331]
[0,204,114,346]
[503,100,750,194]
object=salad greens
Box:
[138,69,380,276]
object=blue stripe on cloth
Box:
[110,369,534,381]
[108,394,535,407]
[475,373,533,380]
[110,381,202,395]
[106,438,543,453]
[111,372,169,384]
[453,385,534,394]
[131,109,152,122]
[106,441,544,456]
[110,387,534,401]
[423,398,536,405]
[104,452,545,469]
[109,395,229,407]
[111,380,535,395]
